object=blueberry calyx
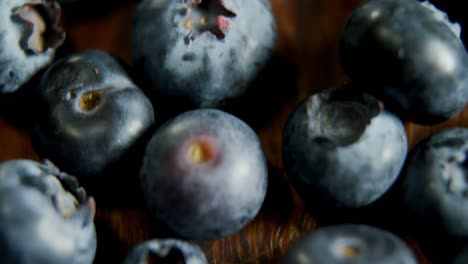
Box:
[11,1,65,55]
[38,160,95,222]
[70,197,96,228]
[441,147,468,197]
[180,0,236,43]
[306,87,383,146]
[123,239,208,264]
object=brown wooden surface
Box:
[1,0,467,263]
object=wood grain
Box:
[1,0,467,263]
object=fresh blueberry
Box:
[0,0,65,93]
[402,127,468,239]
[123,239,207,264]
[31,50,155,186]
[0,159,96,264]
[282,85,407,208]
[132,0,276,108]
[139,109,268,239]
[340,0,468,124]
[453,245,468,264]
[283,224,417,264]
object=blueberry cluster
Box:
[0,0,467,263]
[1,0,271,262]
[281,0,468,262]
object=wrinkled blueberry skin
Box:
[139,109,267,239]
[0,159,96,264]
[340,0,468,124]
[453,245,468,264]
[283,224,417,264]
[0,0,65,93]
[123,239,207,264]
[282,86,407,208]
[31,50,155,182]
[132,0,276,108]
[402,128,468,238]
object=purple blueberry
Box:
[0,159,96,264]
[282,85,407,208]
[283,224,417,264]
[139,109,268,239]
[340,0,468,124]
[31,50,155,186]
[132,0,276,108]
[0,0,65,93]
[123,239,207,264]
[402,127,468,238]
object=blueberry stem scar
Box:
[79,91,103,111]
[187,139,215,164]
[340,245,361,257]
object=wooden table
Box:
[1,0,467,263]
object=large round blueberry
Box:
[340,0,468,124]
[132,0,276,108]
[0,0,65,93]
[282,85,407,208]
[0,159,96,264]
[31,50,155,183]
[139,109,268,239]
[123,239,207,264]
[283,224,417,264]
[402,127,468,238]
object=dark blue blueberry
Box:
[132,0,276,108]
[123,239,207,264]
[139,109,267,239]
[283,224,417,264]
[340,0,468,124]
[31,50,155,185]
[402,127,468,238]
[0,0,65,93]
[282,85,407,208]
[0,159,96,264]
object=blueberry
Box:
[123,239,207,264]
[132,0,276,108]
[340,0,468,124]
[0,0,65,93]
[139,109,267,239]
[31,50,155,185]
[0,159,96,264]
[453,245,468,264]
[402,127,468,238]
[283,224,417,264]
[282,85,407,208]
